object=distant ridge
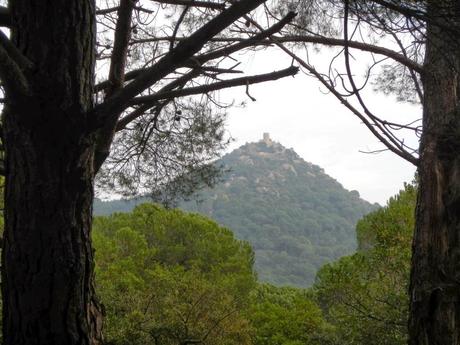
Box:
[94,134,378,287]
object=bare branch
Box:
[96,6,154,15]
[151,0,225,10]
[116,69,201,128]
[370,10,424,102]
[130,11,296,50]
[170,6,190,52]
[129,66,299,106]
[96,68,143,93]
[275,35,423,74]
[94,0,136,172]
[106,0,135,97]
[92,0,269,124]
[243,11,419,166]
[343,1,417,161]
[199,66,243,74]
[94,11,295,93]
[117,67,297,130]
[137,34,422,73]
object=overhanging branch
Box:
[96,6,154,15]
[114,69,202,132]
[151,0,225,10]
[245,11,419,166]
[134,34,422,73]
[94,69,202,170]
[129,66,299,106]
[92,0,268,125]
[276,35,423,74]
[117,66,298,129]
[95,11,296,93]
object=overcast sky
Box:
[218,49,420,205]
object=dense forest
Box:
[91,183,415,345]
[95,138,377,287]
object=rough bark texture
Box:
[409,1,460,344]
[1,1,103,344]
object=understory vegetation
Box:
[93,184,415,345]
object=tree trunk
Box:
[409,1,460,344]
[1,1,103,344]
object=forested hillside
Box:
[95,136,377,286]
[181,136,377,286]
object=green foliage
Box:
[93,203,256,345]
[356,183,416,251]
[97,101,230,200]
[314,184,416,345]
[247,284,335,345]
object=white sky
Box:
[218,48,420,205]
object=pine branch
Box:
[94,0,136,172]
[116,66,298,130]
[115,69,202,132]
[150,0,225,10]
[129,66,299,106]
[273,35,422,73]
[96,6,153,15]
[244,12,419,166]
[94,11,296,92]
[133,34,422,73]
[92,0,268,125]
[106,0,135,97]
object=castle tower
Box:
[263,132,271,145]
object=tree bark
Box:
[1,1,103,344]
[409,1,460,344]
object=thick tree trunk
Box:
[1,1,103,344]
[409,1,460,344]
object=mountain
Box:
[94,134,378,286]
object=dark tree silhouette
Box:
[0,1,297,344]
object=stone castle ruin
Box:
[263,132,272,145]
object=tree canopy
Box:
[315,184,416,345]
[91,185,417,345]
[93,203,256,345]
